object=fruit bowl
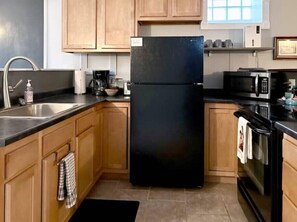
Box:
[105,88,119,96]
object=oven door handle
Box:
[234,111,271,136]
[247,122,271,136]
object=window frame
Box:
[201,0,270,30]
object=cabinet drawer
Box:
[283,161,297,205]
[283,137,297,170]
[283,194,297,222]
[43,122,74,156]
[5,139,38,180]
[76,111,95,135]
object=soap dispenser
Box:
[24,80,33,104]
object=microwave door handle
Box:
[255,74,259,96]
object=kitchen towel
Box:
[237,117,253,164]
[253,136,269,165]
[58,152,77,208]
[74,70,86,94]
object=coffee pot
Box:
[89,70,109,96]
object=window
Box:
[201,0,270,29]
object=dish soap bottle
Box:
[24,80,33,104]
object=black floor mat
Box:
[69,199,140,222]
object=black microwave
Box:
[223,70,286,100]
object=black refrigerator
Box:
[130,36,204,187]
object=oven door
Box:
[238,131,271,221]
[234,111,272,221]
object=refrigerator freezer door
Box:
[130,84,204,187]
[131,36,204,84]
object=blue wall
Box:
[0,0,43,68]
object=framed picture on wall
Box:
[274,36,297,59]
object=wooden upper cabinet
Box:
[62,0,97,50]
[138,0,168,17]
[136,0,202,22]
[172,0,201,17]
[62,0,135,52]
[97,0,135,52]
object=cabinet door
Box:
[204,103,238,177]
[77,127,94,201]
[62,0,96,49]
[5,165,40,222]
[102,107,128,171]
[172,0,201,17]
[137,0,168,17]
[42,144,73,222]
[94,110,103,177]
[97,0,135,52]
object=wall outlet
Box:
[289,79,296,87]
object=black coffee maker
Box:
[89,70,109,96]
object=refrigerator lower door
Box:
[130,84,204,187]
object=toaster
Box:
[124,81,131,96]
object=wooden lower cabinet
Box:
[76,126,94,201]
[204,103,239,182]
[0,103,129,222]
[94,106,104,177]
[41,120,75,222]
[5,165,40,222]
[1,134,41,222]
[101,102,130,173]
[282,133,297,221]
[42,145,74,222]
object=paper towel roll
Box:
[74,70,86,94]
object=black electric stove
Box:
[235,99,296,125]
[233,99,292,222]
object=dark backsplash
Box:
[0,70,74,107]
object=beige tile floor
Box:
[87,180,248,222]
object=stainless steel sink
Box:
[0,103,84,119]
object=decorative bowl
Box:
[105,88,118,96]
[285,98,297,106]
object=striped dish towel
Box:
[57,152,77,208]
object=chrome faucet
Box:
[2,56,40,109]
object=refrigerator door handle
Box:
[194,83,203,86]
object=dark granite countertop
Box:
[3,88,297,146]
[275,122,297,140]
[0,93,130,147]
